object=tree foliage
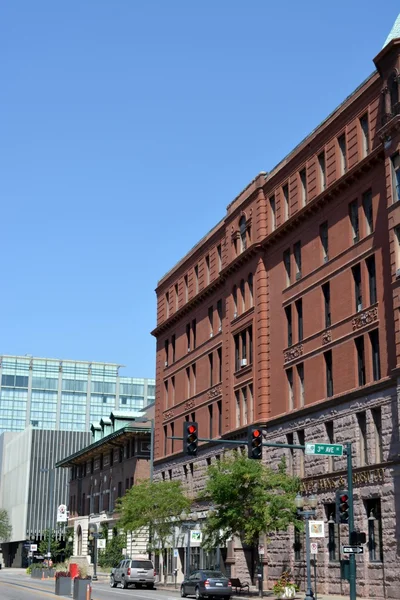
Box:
[118,480,190,552]
[0,509,11,542]
[202,453,301,549]
[98,526,126,569]
[39,529,61,560]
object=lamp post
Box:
[180,512,199,578]
[295,494,318,600]
[40,467,55,562]
[88,524,99,581]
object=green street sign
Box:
[305,443,343,457]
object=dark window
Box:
[240,279,246,312]
[208,405,213,438]
[372,407,383,463]
[389,72,399,112]
[184,274,189,302]
[119,447,123,463]
[369,329,381,381]
[363,190,373,234]
[366,255,377,305]
[175,283,179,310]
[209,353,214,388]
[164,380,169,408]
[163,425,167,456]
[217,348,222,382]
[270,195,276,230]
[239,216,247,252]
[99,454,103,470]
[296,299,303,342]
[322,282,331,328]
[325,504,340,561]
[349,200,359,243]
[360,114,370,156]
[186,323,191,351]
[320,221,329,262]
[355,336,366,386]
[117,482,122,498]
[233,285,238,317]
[338,133,347,174]
[171,375,175,405]
[217,400,222,436]
[217,299,223,331]
[366,499,383,562]
[165,292,169,318]
[287,368,294,410]
[283,183,289,219]
[171,335,176,362]
[294,527,302,561]
[234,326,252,370]
[297,363,304,407]
[171,422,174,453]
[325,351,333,397]
[248,273,253,307]
[208,306,214,337]
[15,376,29,387]
[194,265,199,293]
[192,319,196,349]
[234,335,240,372]
[164,339,169,366]
[205,255,210,285]
[217,244,222,273]
[285,305,293,347]
[357,411,368,466]
[284,249,291,285]
[391,153,400,203]
[352,264,362,312]
[318,152,326,191]
[294,241,302,278]
[299,168,307,204]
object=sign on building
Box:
[309,521,325,538]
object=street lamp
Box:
[40,467,55,563]
[180,512,199,578]
[295,494,318,600]
[88,524,99,581]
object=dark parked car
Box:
[181,570,232,599]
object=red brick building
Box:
[152,18,400,599]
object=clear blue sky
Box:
[1,1,398,378]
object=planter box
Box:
[55,577,72,597]
[73,578,92,600]
[31,569,42,579]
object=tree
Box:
[98,526,126,569]
[39,529,61,561]
[0,509,11,542]
[118,480,190,566]
[201,454,301,580]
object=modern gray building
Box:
[0,355,155,434]
[0,427,91,567]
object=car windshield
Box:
[202,571,224,578]
[131,561,153,569]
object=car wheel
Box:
[181,585,187,597]
[195,586,202,599]
[122,578,128,589]
[110,575,117,588]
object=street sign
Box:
[30,544,38,552]
[173,549,179,558]
[342,546,364,554]
[97,539,106,549]
[305,443,344,456]
[258,544,265,555]
[310,542,318,554]
[309,521,325,538]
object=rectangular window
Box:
[349,200,359,243]
[242,387,248,425]
[217,347,222,382]
[296,299,303,342]
[357,411,368,466]
[366,499,383,562]
[175,283,179,311]
[318,152,326,192]
[369,329,381,381]
[208,306,214,337]
[338,133,347,174]
[294,528,302,561]
[165,292,170,318]
[186,367,190,399]
[208,404,213,438]
[362,189,373,234]
[287,368,294,410]
[234,334,240,372]
[322,282,331,328]
[186,323,191,352]
[171,422,175,453]
[171,334,176,363]
[320,221,329,263]
[217,400,222,436]
[234,326,252,370]
[217,299,223,331]
[325,351,333,397]
[299,168,307,205]
[248,273,253,307]
[171,376,175,405]
[192,364,196,395]
[217,244,222,273]
[205,255,210,285]
[294,241,302,279]
[248,383,253,423]
[208,353,214,388]
[192,319,197,348]
[395,226,400,272]
[284,249,291,286]
[326,503,340,561]
[164,339,169,366]
[270,195,276,231]
[184,274,189,302]
[366,255,377,305]
[297,363,304,407]
[360,113,370,157]
[372,407,383,463]
[164,380,169,408]
[283,183,289,219]
[194,265,199,293]
[164,425,167,456]
[235,391,240,427]
[352,263,362,312]
[285,305,293,347]
[391,152,400,203]
[355,336,366,386]
[286,432,294,475]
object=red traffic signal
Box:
[184,422,198,456]
[336,490,350,524]
[248,427,263,460]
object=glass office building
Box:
[0,355,155,434]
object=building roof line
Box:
[0,354,125,368]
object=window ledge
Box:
[234,363,253,377]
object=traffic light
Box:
[336,490,350,524]
[184,422,198,456]
[248,427,263,460]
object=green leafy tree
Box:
[39,529,61,561]
[118,480,190,560]
[98,526,126,569]
[0,509,11,542]
[201,454,301,580]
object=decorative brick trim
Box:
[352,307,378,330]
[208,385,222,399]
[322,330,332,345]
[284,344,303,363]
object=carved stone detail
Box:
[322,330,332,345]
[208,385,222,399]
[184,399,195,410]
[352,307,378,330]
[283,344,303,363]
[163,410,174,420]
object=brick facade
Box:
[152,32,400,600]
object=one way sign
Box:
[342,546,364,554]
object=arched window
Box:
[233,286,238,318]
[248,273,254,307]
[239,216,247,252]
[389,72,399,112]
[77,525,82,556]
[240,279,246,312]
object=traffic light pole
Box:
[346,442,356,600]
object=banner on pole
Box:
[56,504,68,523]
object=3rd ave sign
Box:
[305,443,344,456]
